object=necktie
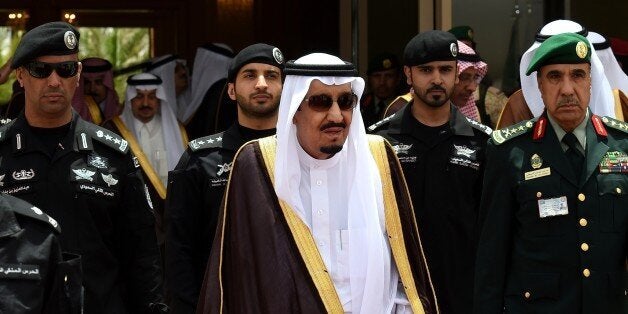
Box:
[562,132,584,177]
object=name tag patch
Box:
[525,167,551,180]
[538,196,568,218]
[0,264,41,280]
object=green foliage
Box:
[0,26,151,106]
[78,27,152,101]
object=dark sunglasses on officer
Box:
[302,92,358,112]
[24,61,80,79]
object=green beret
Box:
[526,33,591,75]
[367,53,400,75]
[404,30,458,66]
[448,25,475,43]
[12,22,80,69]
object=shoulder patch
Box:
[89,125,129,154]
[0,119,16,143]
[2,194,61,233]
[367,113,396,132]
[492,119,535,145]
[465,117,492,136]
[601,116,628,133]
[189,132,225,152]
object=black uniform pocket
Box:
[505,272,561,301]
[597,174,628,232]
[45,252,83,314]
[516,175,566,237]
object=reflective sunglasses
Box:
[25,61,79,79]
[302,93,358,111]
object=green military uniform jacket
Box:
[474,111,628,314]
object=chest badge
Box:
[88,155,109,169]
[392,144,413,155]
[530,153,543,169]
[72,168,96,182]
[12,169,35,181]
[101,173,119,187]
[453,144,476,158]
[217,162,232,176]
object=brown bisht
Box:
[196,135,439,314]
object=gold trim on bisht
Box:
[258,136,344,313]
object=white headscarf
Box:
[147,54,191,121]
[122,72,186,172]
[181,43,234,123]
[274,53,398,313]
[519,20,616,118]
[588,31,628,93]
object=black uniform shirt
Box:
[0,113,163,314]
[372,102,491,314]
[165,123,275,314]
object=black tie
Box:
[562,132,584,176]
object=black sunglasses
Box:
[303,93,358,112]
[25,61,79,79]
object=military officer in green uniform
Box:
[474,33,628,314]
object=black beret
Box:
[367,53,400,75]
[12,22,80,69]
[227,43,284,82]
[404,30,458,66]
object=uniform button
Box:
[583,268,591,277]
[319,241,325,247]
[579,218,588,227]
[316,180,322,186]
[536,192,542,198]
[317,209,323,215]
[581,243,589,251]
[616,187,622,194]
[524,291,531,299]
[578,193,586,202]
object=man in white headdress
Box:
[183,43,235,139]
[588,31,628,120]
[147,54,191,121]
[497,19,619,128]
[106,72,188,252]
[196,53,438,314]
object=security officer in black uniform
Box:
[370,30,491,314]
[0,193,82,313]
[165,43,284,313]
[1,22,165,313]
[474,33,628,314]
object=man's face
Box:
[228,62,282,120]
[293,80,354,160]
[84,74,108,103]
[16,54,81,118]
[368,68,400,100]
[404,60,457,108]
[451,67,480,107]
[131,89,160,123]
[174,62,189,96]
[537,63,591,131]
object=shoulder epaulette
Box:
[189,132,226,152]
[492,119,535,145]
[0,119,16,143]
[367,113,397,132]
[88,124,129,154]
[465,117,492,136]
[600,116,628,133]
[3,194,60,233]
